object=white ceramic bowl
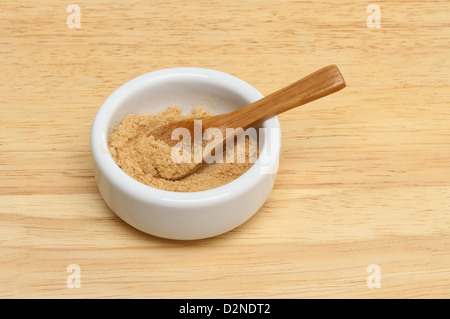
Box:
[91,67,281,240]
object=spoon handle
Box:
[203,65,346,130]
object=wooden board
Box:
[1,0,449,298]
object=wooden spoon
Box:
[148,64,346,180]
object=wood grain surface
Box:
[1,0,449,298]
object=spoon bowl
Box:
[91,67,281,239]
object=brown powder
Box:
[108,106,257,192]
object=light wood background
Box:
[1,0,449,298]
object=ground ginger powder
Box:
[108,106,257,192]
